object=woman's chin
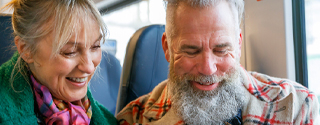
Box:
[60,79,89,102]
[60,88,88,102]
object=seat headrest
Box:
[0,15,15,65]
[116,24,169,113]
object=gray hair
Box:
[163,0,244,60]
[0,0,107,90]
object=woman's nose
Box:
[78,53,95,74]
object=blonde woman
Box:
[0,0,117,124]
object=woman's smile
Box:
[66,77,88,88]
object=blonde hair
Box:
[0,0,107,89]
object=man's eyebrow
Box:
[215,43,231,48]
[180,44,200,50]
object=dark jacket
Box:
[0,52,117,125]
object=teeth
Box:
[68,77,88,83]
[198,82,214,85]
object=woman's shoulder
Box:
[0,52,19,94]
[0,52,30,94]
[0,73,37,124]
[0,52,20,80]
[0,53,37,124]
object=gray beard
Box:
[168,66,247,125]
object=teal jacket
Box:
[0,52,118,125]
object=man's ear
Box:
[162,32,170,62]
[238,31,243,57]
[15,36,34,63]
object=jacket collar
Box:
[240,67,286,102]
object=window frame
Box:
[99,0,141,14]
[292,0,308,87]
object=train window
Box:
[101,0,166,65]
[305,0,320,108]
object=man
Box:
[116,0,319,124]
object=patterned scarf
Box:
[31,75,92,125]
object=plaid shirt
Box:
[116,68,320,125]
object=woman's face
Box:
[28,20,102,102]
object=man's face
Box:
[163,1,242,91]
[162,1,245,124]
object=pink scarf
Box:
[31,75,92,125]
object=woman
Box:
[0,0,117,124]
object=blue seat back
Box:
[0,15,15,65]
[90,51,121,115]
[116,24,168,114]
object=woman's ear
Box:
[15,36,34,63]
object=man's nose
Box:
[197,52,217,76]
[78,53,95,74]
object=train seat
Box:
[115,24,169,114]
[90,51,121,115]
[0,14,15,65]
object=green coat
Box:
[0,52,118,125]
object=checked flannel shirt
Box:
[116,68,320,125]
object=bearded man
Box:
[116,0,319,124]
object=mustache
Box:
[171,67,238,85]
[184,74,225,84]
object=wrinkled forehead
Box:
[171,2,237,44]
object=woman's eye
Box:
[62,51,76,57]
[91,45,101,50]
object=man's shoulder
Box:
[242,70,319,124]
[116,80,169,125]
[117,79,168,113]
[248,71,312,99]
